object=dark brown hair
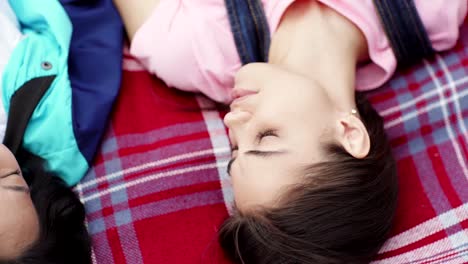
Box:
[219,93,398,264]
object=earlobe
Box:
[337,115,370,159]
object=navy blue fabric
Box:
[224,0,271,64]
[373,0,434,68]
[59,0,124,164]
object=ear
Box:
[336,114,370,159]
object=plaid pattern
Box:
[76,22,468,263]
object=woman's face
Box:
[224,63,339,209]
[0,144,39,259]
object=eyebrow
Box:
[227,150,288,175]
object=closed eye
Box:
[256,129,278,143]
[0,169,21,179]
[226,130,278,176]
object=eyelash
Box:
[256,129,278,143]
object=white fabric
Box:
[0,0,23,142]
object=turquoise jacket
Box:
[2,0,123,185]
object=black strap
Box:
[224,0,271,64]
[3,75,56,155]
[225,0,435,68]
[373,0,435,68]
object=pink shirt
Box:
[131,0,467,103]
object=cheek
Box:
[258,92,323,122]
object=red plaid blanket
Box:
[77,21,468,264]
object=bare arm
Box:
[113,0,160,41]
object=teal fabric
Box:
[2,0,88,185]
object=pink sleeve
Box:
[320,0,468,91]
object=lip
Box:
[230,88,257,106]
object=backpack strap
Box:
[224,0,271,64]
[3,76,55,155]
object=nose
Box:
[223,110,252,129]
